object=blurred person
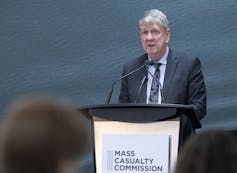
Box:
[0,96,89,173]
[174,130,237,173]
[119,9,206,120]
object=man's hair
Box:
[0,96,89,173]
[175,130,237,173]
[139,9,169,30]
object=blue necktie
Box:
[149,63,161,103]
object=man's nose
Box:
[147,32,154,40]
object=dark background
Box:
[1,0,237,172]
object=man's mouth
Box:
[147,44,155,47]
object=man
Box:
[119,9,206,120]
[0,96,89,173]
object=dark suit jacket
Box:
[119,49,206,119]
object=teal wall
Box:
[1,1,237,172]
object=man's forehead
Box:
[140,22,162,30]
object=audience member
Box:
[0,96,89,173]
[174,130,237,173]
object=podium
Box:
[79,103,200,173]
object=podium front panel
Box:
[93,118,180,173]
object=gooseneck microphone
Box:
[138,75,147,97]
[105,60,153,104]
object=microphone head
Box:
[144,60,155,67]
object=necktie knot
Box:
[154,63,161,71]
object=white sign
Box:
[102,134,170,173]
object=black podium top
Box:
[79,103,201,128]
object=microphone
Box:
[105,60,151,104]
[145,62,165,103]
[135,75,148,103]
[144,60,155,67]
[138,75,147,96]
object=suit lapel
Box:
[163,49,178,102]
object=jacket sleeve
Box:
[188,57,207,119]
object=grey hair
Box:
[139,9,169,30]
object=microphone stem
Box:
[105,64,146,104]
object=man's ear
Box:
[165,29,170,44]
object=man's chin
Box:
[146,49,157,55]
[147,53,160,61]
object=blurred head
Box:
[175,130,237,173]
[139,9,170,61]
[0,96,89,173]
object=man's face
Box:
[140,22,170,61]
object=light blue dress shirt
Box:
[146,47,169,104]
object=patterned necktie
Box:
[149,63,161,103]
